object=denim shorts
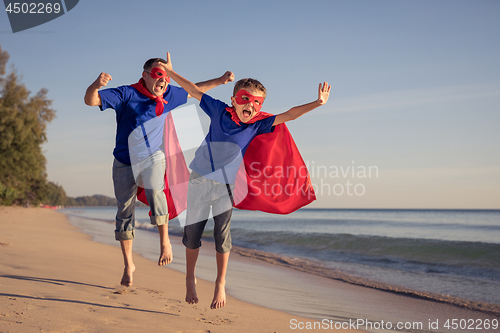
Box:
[182,172,234,253]
[112,150,168,241]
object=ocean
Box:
[60,207,500,328]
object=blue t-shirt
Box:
[190,94,276,184]
[99,85,188,165]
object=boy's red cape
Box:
[227,107,316,214]
[132,86,315,218]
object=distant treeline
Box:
[65,195,117,207]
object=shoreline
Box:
[62,209,500,316]
[64,210,500,332]
[230,246,500,317]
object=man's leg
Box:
[143,151,170,265]
[113,158,138,286]
[157,223,172,266]
[120,239,135,286]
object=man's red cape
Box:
[136,112,190,219]
[131,80,189,219]
[135,100,316,217]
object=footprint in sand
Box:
[195,316,232,326]
[112,288,136,295]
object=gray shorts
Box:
[182,172,234,253]
[112,151,168,241]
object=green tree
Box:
[44,182,67,206]
[0,45,56,206]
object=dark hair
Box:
[143,58,167,71]
[233,78,267,99]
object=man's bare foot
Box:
[120,264,135,287]
[185,277,198,304]
[210,280,226,309]
[158,241,173,266]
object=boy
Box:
[162,52,330,309]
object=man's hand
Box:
[85,73,111,106]
[219,71,234,85]
[93,72,112,89]
[317,82,331,105]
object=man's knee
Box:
[150,214,168,226]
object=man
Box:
[84,57,233,286]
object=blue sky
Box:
[1,0,499,209]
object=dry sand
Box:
[0,207,363,333]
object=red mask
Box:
[146,67,170,83]
[234,89,264,112]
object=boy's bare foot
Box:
[185,277,198,304]
[158,241,173,266]
[210,280,226,309]
[120,264,135,287]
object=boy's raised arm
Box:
[162,52,233,101]
[273,82,331,126]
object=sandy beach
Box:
[0,207,362,333]
[1,207,499,333]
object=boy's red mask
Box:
[147,67,170,83]
[234,89,264,112]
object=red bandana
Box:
[131,78,168,116]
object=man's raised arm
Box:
[84,72,112,106]
[195,71,234,94]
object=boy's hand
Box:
[219,71,235,85]
[163,52,173,74]
[317,82,331,105]
[93,72,112,89]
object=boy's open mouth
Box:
[242,108,252,118]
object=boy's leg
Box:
[211,208,233,309]
[182,218,208,304]
[112,158,138,286]
[212,251,230,309]
[183,171,211,304]
[185,247,200,304]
